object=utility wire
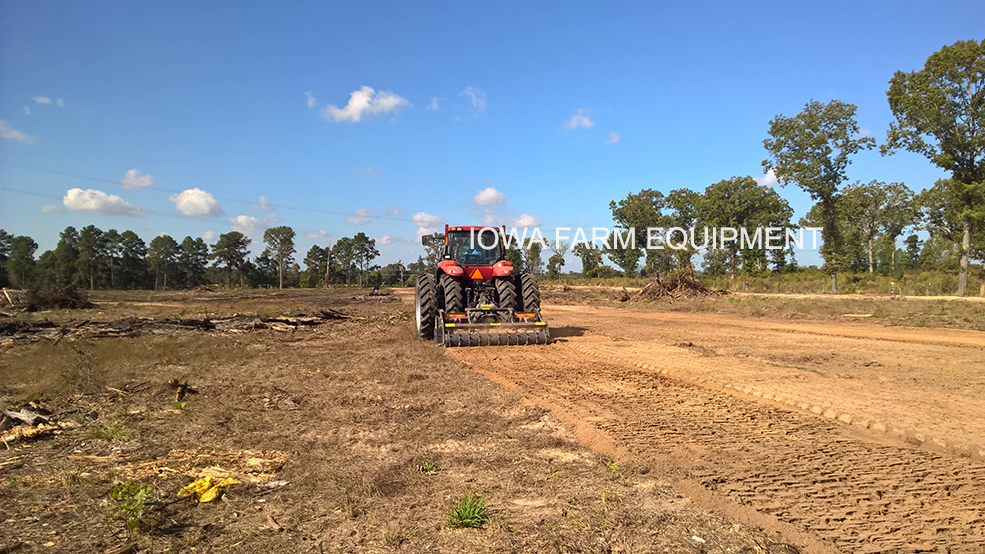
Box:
[2,162,418,223]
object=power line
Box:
[2,162,419,222]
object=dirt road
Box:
[449,303,985,552]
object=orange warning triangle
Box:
[470,269,483,280]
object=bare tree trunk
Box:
[831,272,838,293]
[957,221,971,295]
[728,249,737,279]
[868,239,874,273]
[279,261,283,289]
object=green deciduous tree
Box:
[263,226,296,289]
[609,189,663,274]
[884,39,985,294]
[0,230,11,287]
[763,99,876,291]
[546,240,569,279]
[699,177,793,278]
[840,181,916,273]
[301,245,328,288]
[572,242,602,275]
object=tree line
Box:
[0,225,392,291]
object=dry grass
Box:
[0,289,781,553]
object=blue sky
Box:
[2,1,983,268]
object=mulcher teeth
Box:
[442,329,551,347]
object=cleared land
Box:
[3,287,984,552]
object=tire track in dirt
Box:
[449,344,985,553]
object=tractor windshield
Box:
[447,230,502,266]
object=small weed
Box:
[419,459,445,474]
[6,475,22,484]
[89,421,131,442]
[447,493,490,529]
[606,461,623,473]
[173,401,187,410]
[110,480,161,535]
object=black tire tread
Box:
[416,274,437,340]
[440,273,465,313]
[518,273,541,312]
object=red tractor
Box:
[415,225,550,347]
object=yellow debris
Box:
[177,475,239,502]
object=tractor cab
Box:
[444,227,503,267]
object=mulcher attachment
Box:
[435,306,551,347]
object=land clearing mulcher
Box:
[415,225,550,347]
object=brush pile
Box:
[635,271,727,301]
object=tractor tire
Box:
[494,277,517,309]
[439,272,465,313]
[517,273,541,312]
[415,274,437,340]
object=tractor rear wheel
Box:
[494,277,516,309]
[415,274,437,340]
[439,273,465,313]
[518,273,541,312]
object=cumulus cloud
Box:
[40,205,59,212]
[252,195,274,211]
[563,109,594,130]
[754,169,780,189]
[412,212,442,239]
[305,91,317,108]
[461,87,487,113]
[376,235,409,245]
[512,213,541,228]
[605,132,621,144]
[120,168,154,190]
[230,214,279,235]
[57,98,65,107]
[306,230,329,239]
[426,97,440,111]
[1,120,33,143]
[32,96,51,105]
[320,86,409,123]
[63,188,145,216]
[474,187,507,206]
[202,230,218,241]
[169,188,224,217]
[347,207,372,225]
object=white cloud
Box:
[512,213,541,228]
[347,207,372,225]
[305,91,317,108]
[563,109,594,130]
[169,188,224,217]
[202,230,218,241]
[412,212,442,239]
[0,120,33,143]
[474,187,507,206]
[461,87,487,113]
[426,97,440,111]
[384,205,402,217]
[40,205,58,212]
[32,96,51,105]
[230,214,279,235]
[859,128,873,137]
[376,235,409,245]
[120,168,154,189]
[356,167,380,175]
[754,169,780,189]
[605,132,621,144]
[306,230,329,239]
[252,195,274,211]
[320,86,409,123]
[23,105,30,115]
[63,188,145,216]
[56,98,64,107]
